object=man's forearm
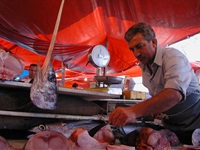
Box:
[131,88,182,118]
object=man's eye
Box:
[136,44,145,49]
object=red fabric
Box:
[0,0,200,86]
[191,62,200,73]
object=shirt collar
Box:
[153,45,163,67]
[140,45,163,69]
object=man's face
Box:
[128,33,157,65]
[29,66,37,79]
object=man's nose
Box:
[134,49,141,57]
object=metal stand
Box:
[95,67,107,87]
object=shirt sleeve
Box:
[163,51,192,100]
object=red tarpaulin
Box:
[0,0,200,87]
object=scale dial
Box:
[90,45,110,67]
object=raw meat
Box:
[159,129,180,146]
[68,127,108,149]
[135,127,175,150]
[23,131,70,150]
[0,135,11,150]
[0,49,24,81]
[93,124,115,144]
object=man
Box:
[20,64,37,83]
[108,22,200,144]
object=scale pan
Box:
[94,76,123,85]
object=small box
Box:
[90,82,96,88]
[123,90,146,100]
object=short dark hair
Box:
[72,83,78,88]
[30,64,37,67]
[124,22,156,42]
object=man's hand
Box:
[108,107,137,127]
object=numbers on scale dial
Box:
[92,45,110,67]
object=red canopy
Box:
[0,0,200,87]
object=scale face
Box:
[88,45,123,87]
[90,45,110,68]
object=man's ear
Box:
[152,38,157,48]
